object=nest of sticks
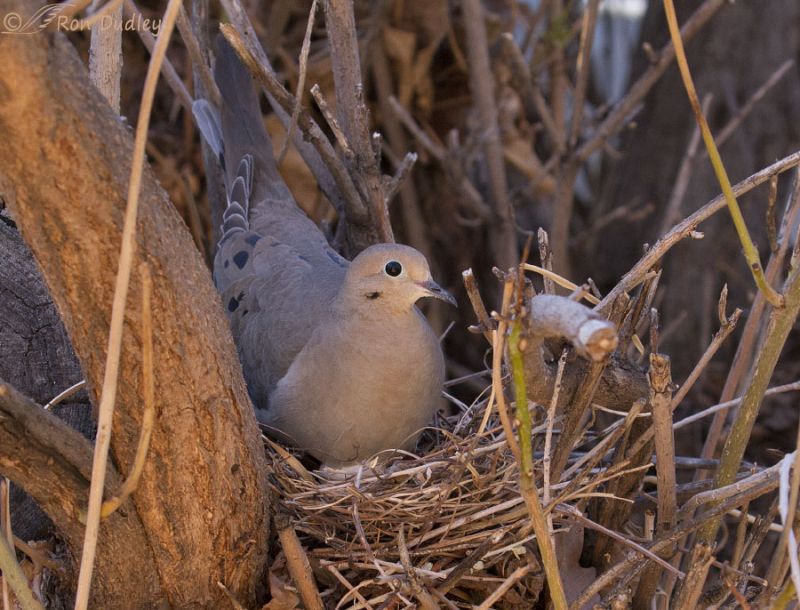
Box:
[263,378,628,608]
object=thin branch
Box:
[550,355,610,482]
[322,0,393,243]
[659,94,712,235]
[568,0,600,146]
[498,33,563,153]
[598,151,800,310]
[462,268,494,343]
[74,1,183,606]
[701,169,800,468]
[557,504,682,577]
[175,3,219,107]
[670,297,742,411]
[310,83,355,161]
[461,0,517,269]
[543,352,568,504]
[649,355,676,534]
[571,472,778,610]
[696,262,800,547]
[383,152,418,207]
[89,0,122,112]
[1,479,11,610]
[370,43,432,258]
[674,380,800,430]
[509,311,568,610]
[573,0,726,165]
[218,0,358,220]
[709,58,795,155]
[0,382,107,545]
[673,543,714,609]
[277,0,318,165]
[219,23,365,222]
[99,264,155,519]
[0,529,43,610]
[474,564,532,610]
[275,512,325,610]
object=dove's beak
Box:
[418,280,457,307]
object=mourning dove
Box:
[193,38,455,466]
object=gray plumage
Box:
[194,37,455,467]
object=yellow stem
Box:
[662,0,784,308]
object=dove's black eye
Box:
[384,260,402,277]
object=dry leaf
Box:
[557,524,599,609]
[259,568,300,610]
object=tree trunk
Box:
[0,6,270,608]
[0,213,95,542]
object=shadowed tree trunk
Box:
[0,212,95,543]
[0,3,271,607]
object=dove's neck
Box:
[332,289,417,320]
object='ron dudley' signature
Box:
[2,4,162,35]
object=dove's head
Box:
[342,244,456,312]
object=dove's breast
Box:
[261,308,443,466]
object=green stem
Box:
[662,0,784,308]
[509,322,534,481]
[508,320,568,610]
[698,266,800,546]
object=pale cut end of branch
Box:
[529,294,618,362]
[578,320,619,362]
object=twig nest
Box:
[264,403,575,607]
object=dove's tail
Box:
[192,34,294,226]
[192,100,255,245]
[214,35,291,206]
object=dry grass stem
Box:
[73,2,182,607]
[43,380,86,410]
[277,0,318,165]
[99,265,155,519]
[1,478,10,610]
[522,264,600,305]
[0,480,42,610]
[122,0,193,112]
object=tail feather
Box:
[191,100,224,171]
[214,35,288,204]
[223,201,247,224]
[235,155,253,203]
[220,157,253,240]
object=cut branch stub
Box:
[522,294,647,412]
[528,295,618,362]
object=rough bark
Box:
[0,8,270,609]
[0,213,95,542]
